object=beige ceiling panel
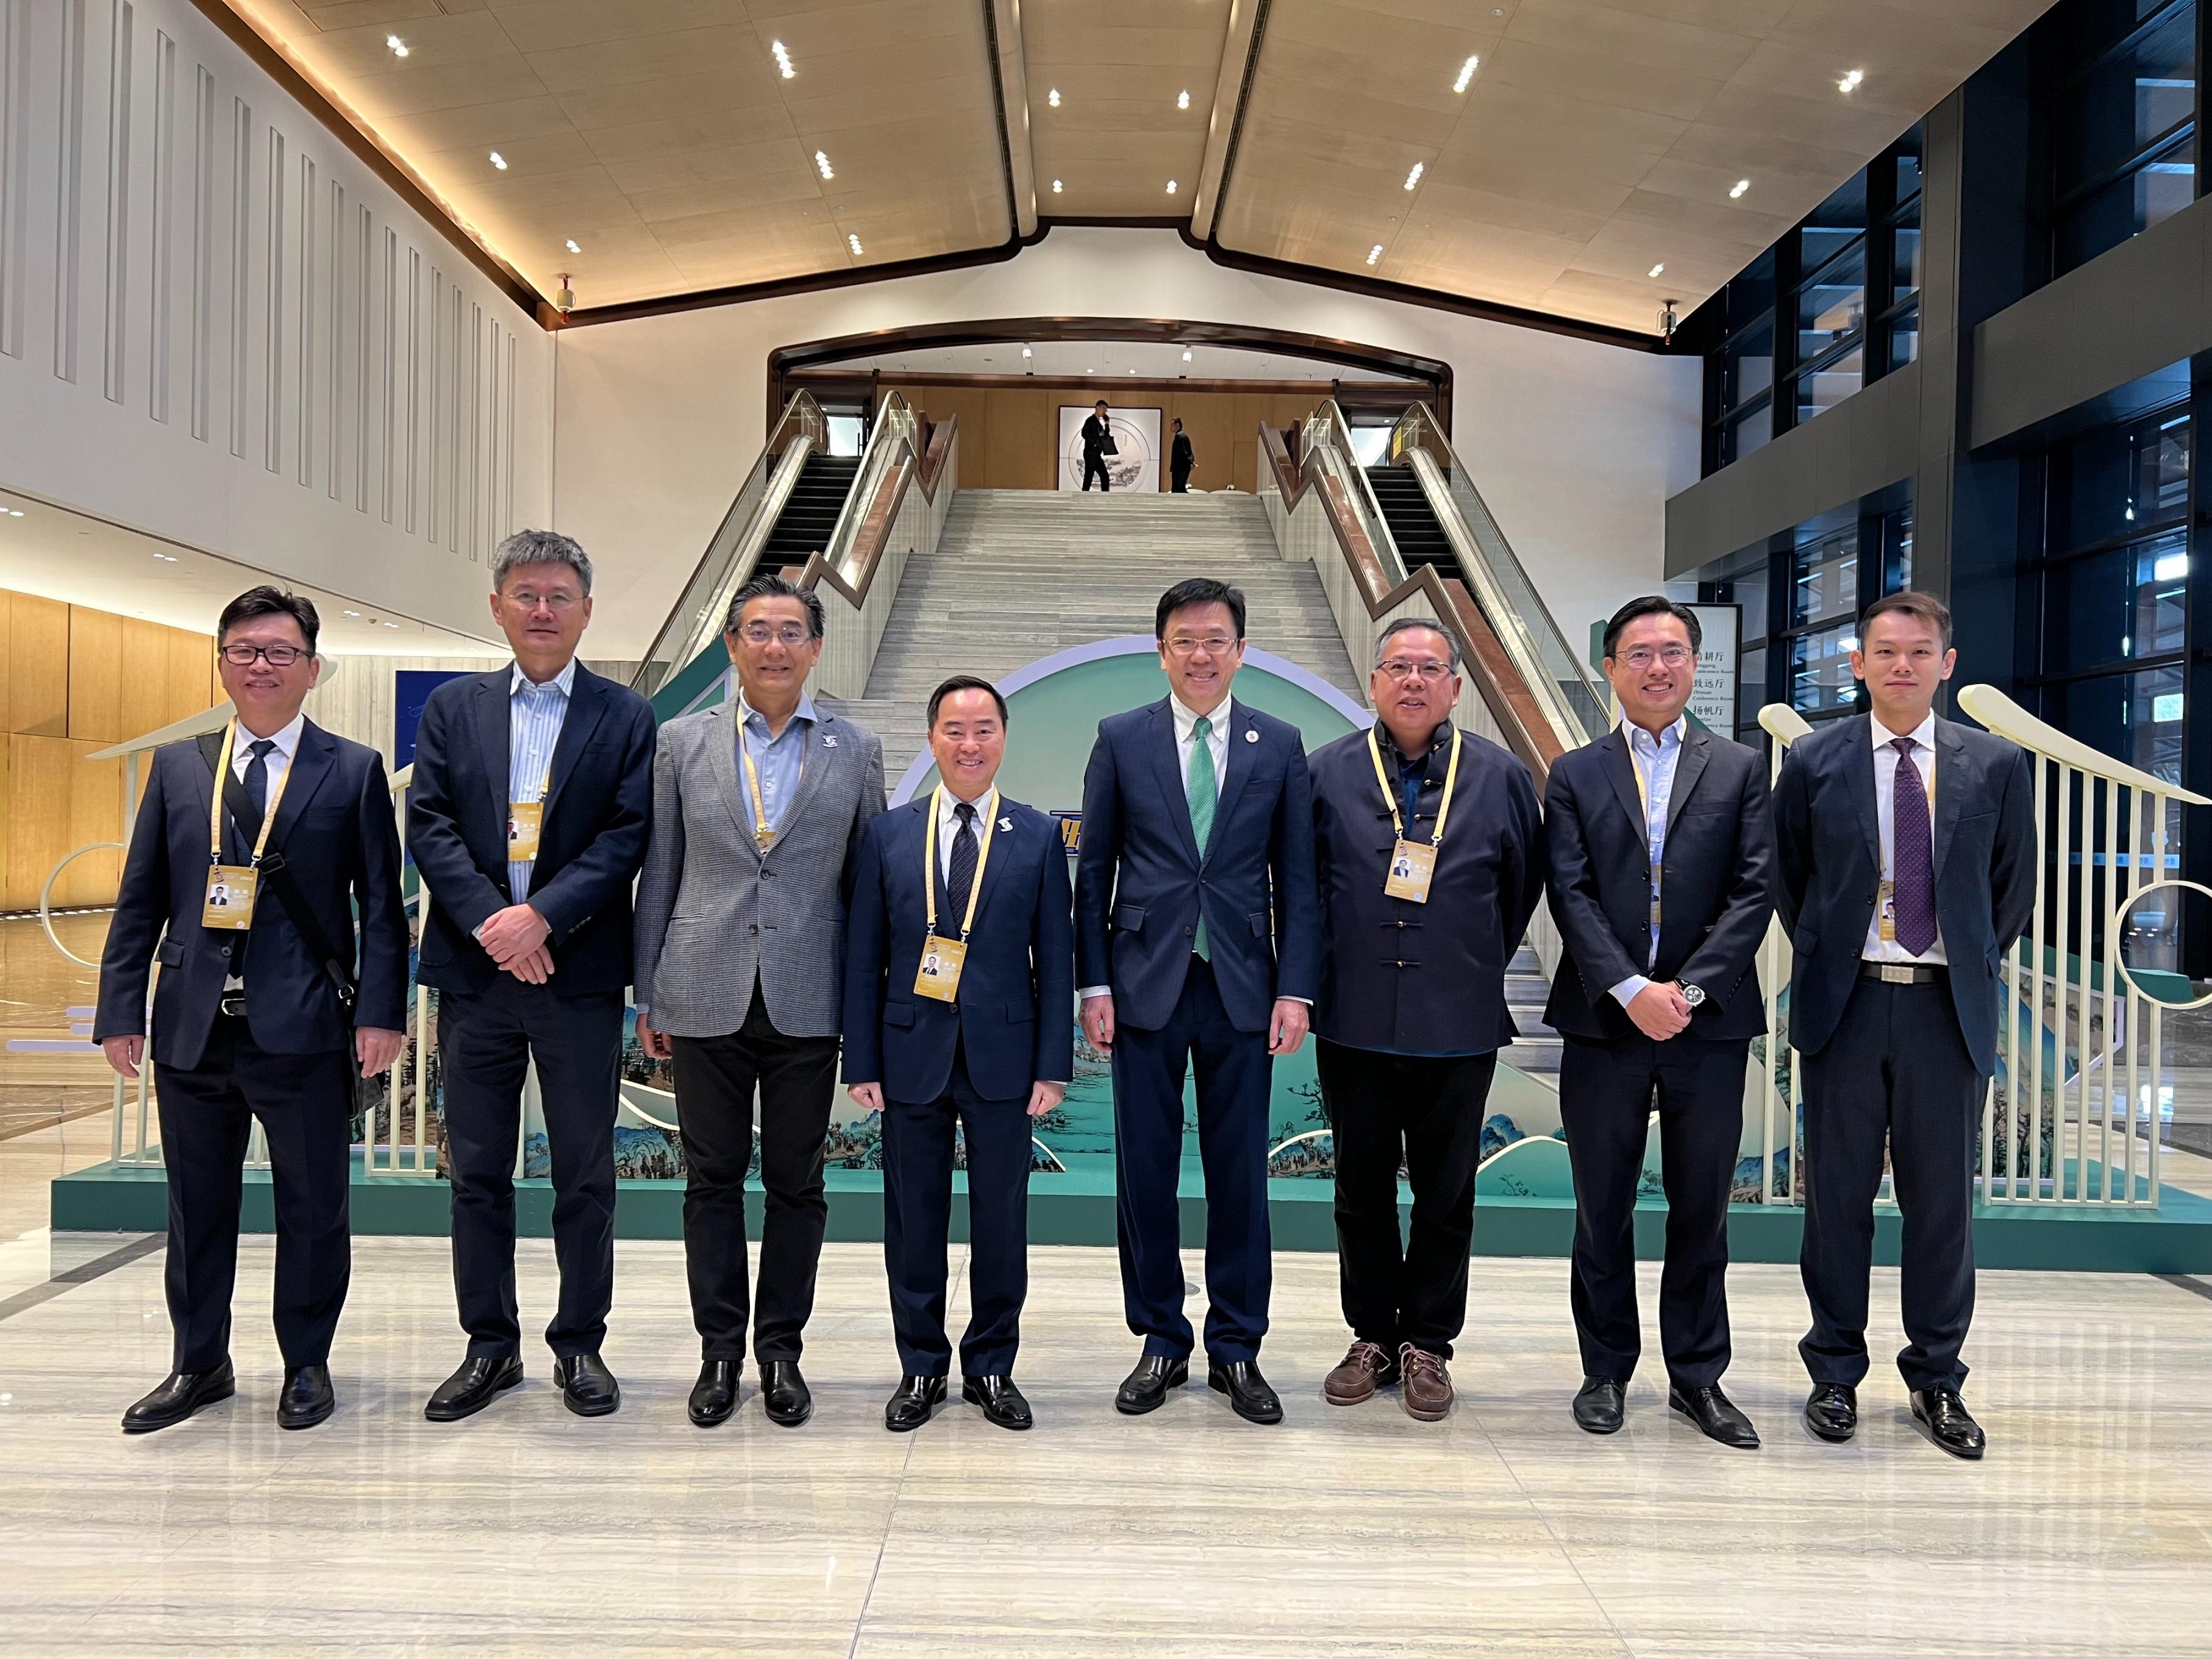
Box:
[462,162,640,220]
[1568,213,1741,280]
[1632,152,1844,219]
[1506,0,1764,77]
[485,0,754,56]
[1396,246,1574,299]
[579,105,801,168]
[1264,0,1492,62]
[601,137,818,199]
[1418,150,1642,221]
[1238,107,1449,174]
[1479,37,1727,125]
[1655,120,1868,188]
[1536,265,1683,327]
[549,70,785,133]
[1402,180,1614,246]
[523,27,769,96]
[1609,182,1799,247]
[1441,75,1689,164]
[1766,0,2040,63]
[1722,41,1966,123]
[796,120,997,183]
[1690,84,1914,157]
[1254,36,1480,116]
[418,129,603,184]
[301,0,446,31]
[344,58,553,121]
[300,10,521,77]
[1594,0,1794,28]
[373,96,579,157]
[624,167,829,226]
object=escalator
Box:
[1364,464,1454,577]
[757,453,862,578]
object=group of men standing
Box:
[95,530,2033,1463]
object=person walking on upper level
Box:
[1775,590,2036,1460]
[1080,400,1116,492]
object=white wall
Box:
[552,228,1700,657]
[0,0,551,644]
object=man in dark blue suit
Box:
[843,676,1074,1433]
[1544,598,1776,1450]
[407,531,657,1423]
[96,587,409,1433]
[1775,590,2036,1460]
[1075,578,1321,1424]
[1309,618,1543,1423]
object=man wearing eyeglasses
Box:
[633,572,885,1430]
[1076,578,1321,1425]
[96,587,409,1433]
[1307,618,1543,1422]
[409,531,658,1424]
[1543,596,1776,1449]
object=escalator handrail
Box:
[1302,400,1407,582]
[629,390,827,699]
[801,391,919,604]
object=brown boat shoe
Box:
[1399,1344,1454,1421]
[1322,1340,1397,1405]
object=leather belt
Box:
[218,992,249,1018]
[1860,962,1946,985]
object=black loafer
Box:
[1572,1375,1625,1435]
[962,1374,1033,1431]
[424,1354,524,1422]
[121,1362,237,1434]
[688,1360,740,1428]
[1803,1382,1858,1443]
[762,1360,812,1427]
[885,1374,947,1432]
[1910,1386,1986,1460]
[277,1364,335,1431]
[1114,1354,1189,1415]
[1668,1383,1760,1450]
[1207,1360,1283,1425]
[554,1352,621,1418]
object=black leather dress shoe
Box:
[1207,1360,1283,1425]
[121,1362,236,1434]
[1114,1354,1189,1415]
[962,1374,1033,1431]
[1803,1382,1858,1443]
[762,1360,812,1427]
[885,1374,947,1432]
[688,1360,740,1428]
[424,1354,524,1422]
[554,1353,620,1417]
[277,1365,335,1430]
[1910,1386,1986,1460]
[1571,1376,1625,1435]
[1669,1383,1760,1449]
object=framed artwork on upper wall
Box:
[1057,405,1161,493]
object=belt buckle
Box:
[1875,963,1914,985]
[219,993,248,1017]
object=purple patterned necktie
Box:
[1891,737,1937,956]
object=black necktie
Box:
[944,802,979,932]
[244,739,274,815]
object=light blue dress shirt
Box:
[1609,715,1686,1008]
[737,688,818,840]
[507,657,574,904]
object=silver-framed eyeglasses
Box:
[506,589,580,613]
[1379,658,1454,682]
[1165,634,1238,657]
[737,621,813,646]
[1616,644,1696,669]
[219,643,308,667]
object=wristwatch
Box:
[1676,982,1707,1009]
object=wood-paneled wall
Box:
[0,590,222,911]
[880,384,1329,494]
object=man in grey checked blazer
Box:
[635,573,885,1430]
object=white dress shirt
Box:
[1608,714,1686,1008]
[1171,691,1231,799]
[1864,709,1945,963]
[223,711,306,990]
[936,786,999,885]
[506,657,576,904]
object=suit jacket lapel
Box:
[1932,718,1968,879]
[1600,730,1644,838]
[769,715,837,852]
[1846,715,1881,869]
[194,731,235,862]
[541,667,607,819]
[272,722,337,847]
[705,702,763,866]
[1147,700,1202,865]
[1208,704,1258,864]
[1664,727,1713,833]
[475,671,511,832]
[969,794,1018,926]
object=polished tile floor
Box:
[1,1233,2208,1657]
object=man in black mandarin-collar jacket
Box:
[1308,617,1543,1422]
[1544,598,1775,1450]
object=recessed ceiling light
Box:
[847,233,863,255]
[385,34,407,57]
[1165,179,1177,194]
[1022,346,1033,357]
[565,238,580,254]
[771,40,794,78]
[152,552,176,562]
[1182,348,1193,361]
[1127,368,1136,375]
[1047,88,1061,107]
[1838,68,1863,93]
[343,609,360,617]
[1085,368,1093,374]
[1177,90,1190,110]
[1051,179,1063,193]
[1404,162,1424,190]
[383,621,400,629]
[1729,178,1749,198]
[1368,244,1383,265]
[1452,55,1479,93]
[489,151,507,170]
[4,509,20,518]
[1648,262,1664,277]
[815,150,834,179]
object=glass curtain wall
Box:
[2038,0,2199,277]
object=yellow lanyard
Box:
[741,718,804,847]
[1366,724,1460,847]
[923,788,999,941]
[207,721,293,866]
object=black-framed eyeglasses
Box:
[219,643,308,667]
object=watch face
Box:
[1680,983,1706,1007]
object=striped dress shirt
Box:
[507,657,575,903]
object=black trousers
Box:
[670,982,840,1364]
[1111,957,1271,1362]
[1170,468,1191,494]
[154,1016,353,1372]
[882,1046,1032,1378]
[440,979,622,1360]
[1315,1040,1495,1359]
[1558,1033,1747,1390]
[1082,452,1111,491]
[1799,976,1981,1393]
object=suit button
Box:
[1183,926,1193,937]
[748,923,760,935]
[220,945,232,957]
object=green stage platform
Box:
[52,1157,2212,1273]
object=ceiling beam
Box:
[1190,0,1269,242]
[987,0,1040,238]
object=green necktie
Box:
[1189,715,1216,960]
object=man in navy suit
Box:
[96,587,409,1433]
[1775,590,2036,1460]
[1075,578,1321,1424]
[1309,618,1543,1423]
[843,676,1074,1433]
[407,531,657,1424]
[1544,598,1776,1449]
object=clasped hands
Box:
[1625,982,1694,1041]
[477,902,554,984]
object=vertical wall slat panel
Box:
[262,123,280,473]
[226,95,246,457]
[52,0,88,384]
[295,149,311,487]
[404,243,419,533]
[353,201,368,511]
[326,177,341,501]
[148,27,173,423]
[98,0,130,403]
[379,226,394,522]
[427,264,441,548]
[187,60,207,438]
[0,0,26,360]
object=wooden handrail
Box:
[798,413,959,610]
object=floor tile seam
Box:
[1461,1405,1638,1655]
[0,1232,163,1325]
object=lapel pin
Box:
[998,816,1013,831]
[821,733,838,747]
[1245,728,1259,743]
